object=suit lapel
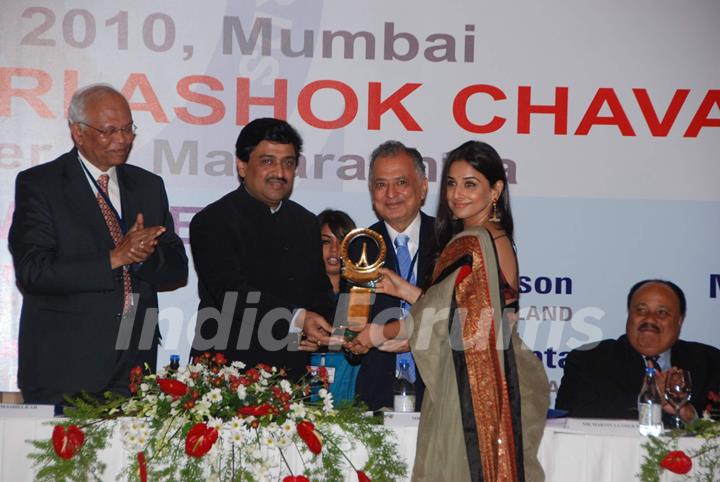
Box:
[376,222,397,274]
[417,211,434,284]
[61,150,115,248]
[618,335,646,395]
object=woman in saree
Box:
[348,140,549,481]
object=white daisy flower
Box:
[262,432,275,447]
[276,434,292,448]
[207,416,223,432]
[281,420,294,434]
[229,429,244,446]
[228,416,243,431]
[203,388,223,404]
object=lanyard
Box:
[395,249,418,316]
[79,160,126,234]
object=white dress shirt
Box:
[78,154,123,218]
[384,212,422,283]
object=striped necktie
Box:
[644,355,660,371]
[97,174,132,313]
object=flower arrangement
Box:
[704,391,720,420]
[639,397,720,482]
[29,353,406,481]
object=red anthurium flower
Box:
[282,476,310,482]
[157,378,189,399]
[185,423,219,458]
[660,450,692,475]
[137,452,148,482]
[52,424,85,460]
[237,403,272,417]
[357,470,372,482]
[296,420,322,454]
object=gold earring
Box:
[489,199,500,222]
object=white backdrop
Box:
[1,1,719,403]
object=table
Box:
[539,419,705,482]
[0,416,708,481]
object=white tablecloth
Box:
[539,419,705,482]
[0,416,707,481]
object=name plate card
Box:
[561,418,640,436]
[0,403,54,418]
[383,410,421,427]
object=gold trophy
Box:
[338,228,387,340]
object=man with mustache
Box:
[556,279,720,420]
[189,118,333,380]
[9,84,188,405]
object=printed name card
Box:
[0,403,54,418]
[383,411,421,427]
[562,418,639,436]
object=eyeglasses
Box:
[77,122,137,138]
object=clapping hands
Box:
[110,213,166,268]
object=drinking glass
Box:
[664,369,692,429]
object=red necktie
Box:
[97,174,132,313]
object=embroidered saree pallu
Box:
[407,228,548,482]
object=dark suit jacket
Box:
[189,186,334,380]
[555,334,720,419]
[353,212,435,410]
[9,148,188,403]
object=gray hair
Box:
[67,84,123,125]
[368,140,426,189]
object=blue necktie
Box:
[394,235,416,383]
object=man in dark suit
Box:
[312,141,431,410]
[189,118,333,380]
[556,279,720,420]
[9,84,188,404]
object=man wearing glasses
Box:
[9,84,188,406]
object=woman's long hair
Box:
[433,140,514,255]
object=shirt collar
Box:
[642,348,672,372]
[385,212,421,253]
[656,349,672,372]
[77,152,118,185]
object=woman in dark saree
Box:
[352,141,549,481]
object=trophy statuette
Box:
[338,228,387,339]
